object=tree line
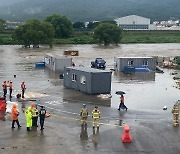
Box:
[0,14,122,47]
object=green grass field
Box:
[0,30,180,45]
[121,31,180,43]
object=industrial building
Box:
[44,53,72,73]
[114,57,156,73]
[63,67,112,94]
[114,15,156,30]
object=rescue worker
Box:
[39,105,46,130]
[31,102,39,127]
[8,80,13,98]
[2,81,7,98]
[11,104,21,129]
[21,81,26,98]
[72,62,75,67]
[25,106,32,131]
[80,104,88,126]
[92,106,101,129]
[172,103,179,127]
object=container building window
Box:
[128,60,134,66]
[142,60,148,66]
[80,75,86,84]
[72,73,77,82]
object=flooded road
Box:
[0,44,180,154]
[0,44,179,110]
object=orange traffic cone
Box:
[121,124,132,143]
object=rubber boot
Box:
[85,123,87,129]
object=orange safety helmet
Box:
[12,104,17,108]
[31,102,35,108]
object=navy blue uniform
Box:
[39,107,46,130]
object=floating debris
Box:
[163,106,167,110]
[97,94,112,99]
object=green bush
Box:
[0,38,3,44]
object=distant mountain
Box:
[0,0,179,22]
[0,0,25,7]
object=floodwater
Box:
[0,44,179,111]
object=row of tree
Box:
[0,19,5,32]
[12,14,122,47]
[73,21,117,29]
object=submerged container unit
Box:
[114,57,156,72]
[44,53,72,72]
[64,67,112,94]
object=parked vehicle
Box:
[91,58,106,69]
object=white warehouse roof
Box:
[115,15,150,25]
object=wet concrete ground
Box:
[0,44,180,154]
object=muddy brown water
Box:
[0,44,179,111]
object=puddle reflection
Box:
[80,125,88,142]
[0,110,6,121]
[92,128,100,150]
[113,71,155,82]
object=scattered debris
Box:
[163,106,167,110]
[97,94,112,99]
[156,66,164,73]
[171,72,178,75]
[64,50,79,56]
[174,82,180,89]
[173,76,180,80]
[6,101,18,113]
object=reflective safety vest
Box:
[80,108,88,117]
[92,109,100,119]
[172,105,179,115]
[25,107,32,127]
[32,108,39,117]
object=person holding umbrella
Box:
[116,91,128,111]
[118,94,128,111]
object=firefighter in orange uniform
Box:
[2,81,7,98]
[21,81,26,98]
[9,80,13,98]
[11,104,21,128]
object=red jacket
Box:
[120,96,124,103]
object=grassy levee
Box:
[0,32,14,45]
[121,30,180,43]
[0,30,180,45]
[54,30,180,44]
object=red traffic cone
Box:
[122,124,132,143]
[0,100,6,111]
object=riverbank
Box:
[0,30,180,45]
